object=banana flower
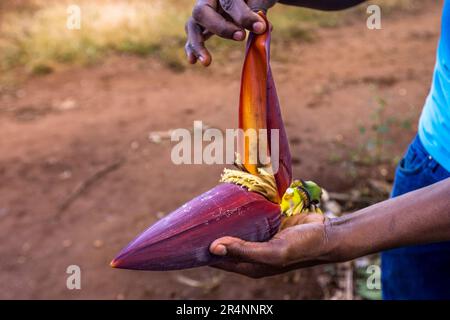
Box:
[111,13,322,271]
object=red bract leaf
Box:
[267,66,292,198]
[238,12,292,198]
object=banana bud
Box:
[111,12,323,272]
[110,183,281,270]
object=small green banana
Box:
[281,180,322,216]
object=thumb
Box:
[210,236,284,265]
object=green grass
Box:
[0,0,190,74]
[0,0,422,77]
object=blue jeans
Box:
[381,135,450,300]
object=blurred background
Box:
[0,0,440,299]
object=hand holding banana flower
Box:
[112,4,450,280]
[110,12,324,271]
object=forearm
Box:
[326,178,450,261]
[278,0,367,11]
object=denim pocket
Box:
[391,140,431,197]
[396,144,429,176]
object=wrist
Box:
[321,205,391,263]
[321,217,348,263]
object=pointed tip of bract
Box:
[110,255,131,269]
[110,258,119,268]
[110,252,136,270]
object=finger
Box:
[280,215,303,230]
[304,213,325,224]
[212,258,323,278]
[184,40,197,64]
[219,0,266,33]
[202,29,214,41]
[192,0,245,41]
[185,18,212,66]
[210,236,286,265]
[247,0,277,13]
[280,213,325,230]
[211,261,283,278]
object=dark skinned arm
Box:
[185,0,367,65]
[209,178,450,278]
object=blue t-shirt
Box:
[419,0,450,172]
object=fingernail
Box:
[214,244,227,256]
[187,55,196,64]
[252,21,265,34]
[233,31,244,41]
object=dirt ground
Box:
[0,2,442,299]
